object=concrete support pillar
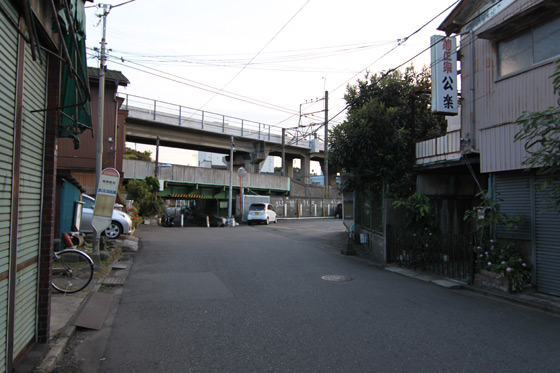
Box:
[317,159,325,185]
[285,155,295,178]
[317,159,337,187]
[230,153,254,173]
[243,158,256,173]
[328,172,337,187]
[300,153,311,184]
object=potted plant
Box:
[464,191,531,293]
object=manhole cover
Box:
[321,275,353,282]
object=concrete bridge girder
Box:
[282,153,311,183]
[225,141,269,174]
[125,118,324,182]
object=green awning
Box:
[58,0,92,149]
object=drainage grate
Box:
[99,277,126,286]
[321,275,353,282]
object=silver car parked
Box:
[247,203,277,225]
[79,194,133,239]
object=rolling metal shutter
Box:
[494,173,532,240]
[495,173,560,296]
[0,2,18,369]
[13,38,47,358]
[535,177,560,296]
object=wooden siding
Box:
[57,82,125,173]
[459,0,558,173]
[72,171,96,195]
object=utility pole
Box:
[323,90,329,197]
[93,4,109,265]
[96,4,108,192]
[228,136,234,220]
[281,128,286,176]
[155,136,160,178]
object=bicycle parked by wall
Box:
[51,233,95,294]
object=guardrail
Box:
[119,93,323,150]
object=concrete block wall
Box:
[124,159,290,191]
[270,196,341,218]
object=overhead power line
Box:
[86,0,137,9]
[87,1,483,131]
[276,0,461,127]
[101,57,304,117]
[87,49,327,125]
[106,39,397,67]
[331,0,461,95]
[327,0,504,125]
[194,0,311,113]
[110,0,137,8]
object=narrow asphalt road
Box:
[79,220,560,372]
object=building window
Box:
[498,15,560,77]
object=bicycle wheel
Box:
[52,249,95,294]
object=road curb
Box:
[31,236,138,372]
[36,289,95,372]
[383,264,560,316]
[35,326,73,373]
[462,285,560,316]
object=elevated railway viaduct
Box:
[121,95,340,219]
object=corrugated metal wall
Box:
[494,172,560,296]
[494,173,532,240]
[0,2,18,369]
[0,0,17,370]
[460,0,557,173]
[59,181,82,240]
[535,177,560,296]
[13,36,47,359]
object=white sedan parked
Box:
[79,194,133,239]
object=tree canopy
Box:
[329,67,447,197]
[124,177,164,217]
[124,147,152,162]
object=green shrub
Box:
[465,191,530,292]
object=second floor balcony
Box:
[414,129,462,166]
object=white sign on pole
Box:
[92,168,120,235]
[431,35,458,115]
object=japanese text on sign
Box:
[431,35,458,115]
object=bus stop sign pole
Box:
[92,168,120,265]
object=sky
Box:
[85,0,459,167]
